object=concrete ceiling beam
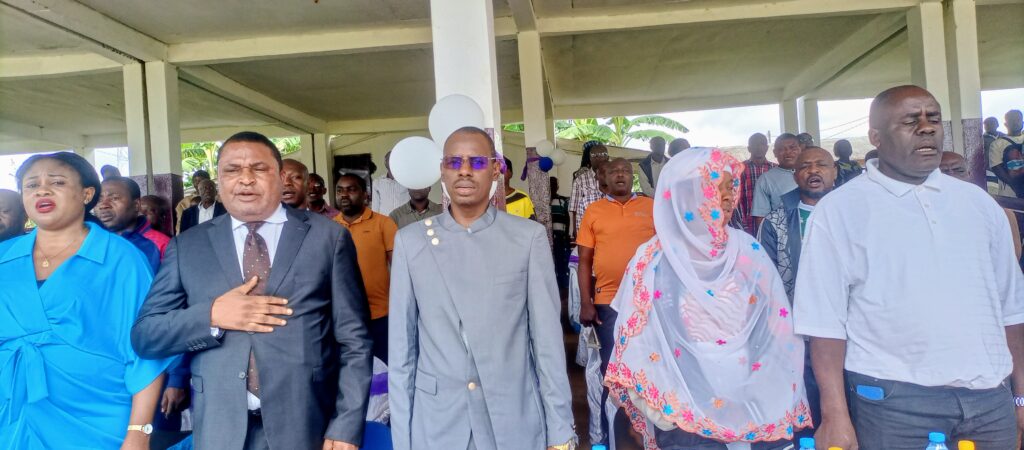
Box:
[552,89,784,121]
[507,0,537,32]
[0,0,166,63]
[0,53,121,80]
[536,0,922,36]
[178,66,327,134]
[167,17,518,66]
[783,13,907,100]
[0,118,85,149]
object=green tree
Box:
[181,137,303,190]
[504,115,688,148]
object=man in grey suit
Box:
[131,131,372,450]
[389,127,576,450]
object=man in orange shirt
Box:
[577,157,656,445]
[334,173,399,363]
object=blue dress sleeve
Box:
[117,247,179,394]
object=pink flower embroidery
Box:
[662,190,671,200]
[779,308,789,318]
[716,339,727,345]
[709,248,719,257]
[673,348,681,358]
[653,290,662,300]
[751,362,762,371]
[681,410,694,423]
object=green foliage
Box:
[503,115,687,148]
[180,136,302,190]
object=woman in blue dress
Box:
[0,152,176,450]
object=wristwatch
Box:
[127,424,153,435]
[1014,396,1024,407]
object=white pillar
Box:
[943,0,984,185]
[518,30,553,242]
[73,146,97,167]
[780,98,800,134]
[801,98,821,145]
[430,0,503,151]
[310,133,332,190]
[123,63,151,178]
[145,61,181,177]
[907,1,954,151]
[296,134,315,171]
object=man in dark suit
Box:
[132,131,372,450]
[179,178,227,233]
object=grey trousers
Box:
[847,370,1018,450]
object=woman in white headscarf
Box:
[604,148,810,450]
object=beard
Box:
[799,187,832,200]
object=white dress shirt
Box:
[794,160,1024,389]
[371,176,408,216]
[214,204,289,410]
[197,202,217,224]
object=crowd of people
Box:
[0,85,1022,450]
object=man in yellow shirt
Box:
[334,173,398,363]
[502,156,536,220]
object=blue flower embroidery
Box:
[706,290,715,297]
[635,384,644,393]
[733,179,740,188]
[684,211,695,222]
[745,432,757,440]
[751,242,761,251]
[710,171,720,180]
[663,404,673,415]
[710,209,721,220]
[798,414,806,424]
[786,426,793,435]
[702,429,713,436]
[620,336,627,344]
[620,394,629,402]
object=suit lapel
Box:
[266,208,310,296]
[208,214,243,287]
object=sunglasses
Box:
[442,156,500,171]
[1008,159,1024,171]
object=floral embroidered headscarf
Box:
[604,148,810,449]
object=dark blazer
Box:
[179,202,227,233]
[131,207,373,450]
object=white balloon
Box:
[533,140,555,157]
[389,137,442,189]
[429,94,486,145]
[550,148,567,165]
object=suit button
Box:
[238,371,246,379]
[468,382,477,391]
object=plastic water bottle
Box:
[926,432,949,450]
[957,441,975,450]
[799,437,816,449]
[592,445,608,450]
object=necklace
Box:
[36,229,85,268]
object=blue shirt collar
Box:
[0,221,108,265]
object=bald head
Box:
[281,158,309,208]
[869,85,938,129]
[939,151,969,181]
[868,85,943,185]
[794,147,837,204]
[0,189,27,242]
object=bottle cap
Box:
[799,437,815,448]
[592,445,609,450]
[957,441,975,450]
[929,432,946,443]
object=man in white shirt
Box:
[370,151,408,216]
[751,133,802,230]
[179,179,226,233]
[795,85,1024,449]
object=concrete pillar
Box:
[73,146,97,167]
[144,61,183,226]
[801,98,821,145]
[295,134,315,171]
[310,133,332,194]
[123,63,150,180]
[430,0,505,207]
[943,0,985,187]
[518,30,553,242]
[907,2,954,152]
[781,98,800,134]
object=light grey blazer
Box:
[388,207,575,450]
